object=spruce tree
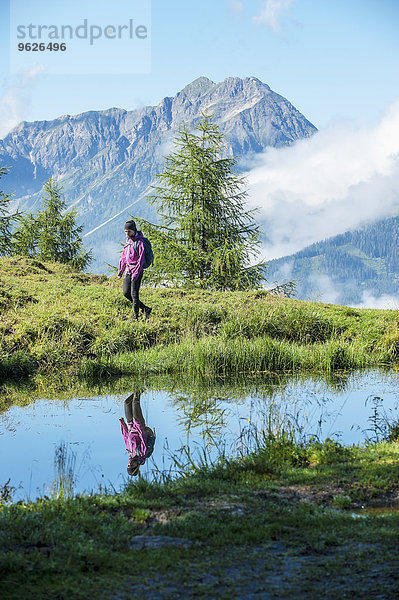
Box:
[139,116,267,290]
[13,177,92,270]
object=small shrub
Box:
[131,508,150,523]
[309,438,353,465]
[243,430,310,475]
[364,395,399,443]
[0,478,16,504]
[332,494,352,509]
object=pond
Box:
[1,369,398,501]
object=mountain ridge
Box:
[0,75,317,271]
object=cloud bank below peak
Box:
[246,98,399,260]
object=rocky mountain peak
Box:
[178,76,215,98]
[216,76,271,96]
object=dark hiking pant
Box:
[123,271,148,318]
[124,392,145,426]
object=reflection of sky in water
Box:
[1,370,398,501]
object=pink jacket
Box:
[118,231,146,279]
[119,417,148,463]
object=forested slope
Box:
[266,216,399,305]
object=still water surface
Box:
[1,369,398,501]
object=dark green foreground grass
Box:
[1,257,398,393]
[1,438,399,599]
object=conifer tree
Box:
[13,177,92,270]
[0,167,18,256]
[139,116,267,290]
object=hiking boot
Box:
[143,306,152,320]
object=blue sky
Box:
[1,0,398,131]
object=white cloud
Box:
[306,274,343,305]
[154,135,175,162]
[351,292,399,310]
[246,98,399,260]
[252,0,296,31]
[0,65,45,139]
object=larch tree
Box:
[0,166,18,256]
[137,116,267,290]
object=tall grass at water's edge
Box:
[78,336,384,379]
[50,441,76,500]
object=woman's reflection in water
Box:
[119,391,156,476]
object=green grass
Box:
[1,256,398,390]
[2,257,399,597]
[1,435,399,599]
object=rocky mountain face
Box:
[0,76,317,271]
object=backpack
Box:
[134,237,154,269]
[145,427,156,458]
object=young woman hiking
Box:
[118,220,152,320]
[119,391,156,477]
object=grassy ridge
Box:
[1,256,398,384]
